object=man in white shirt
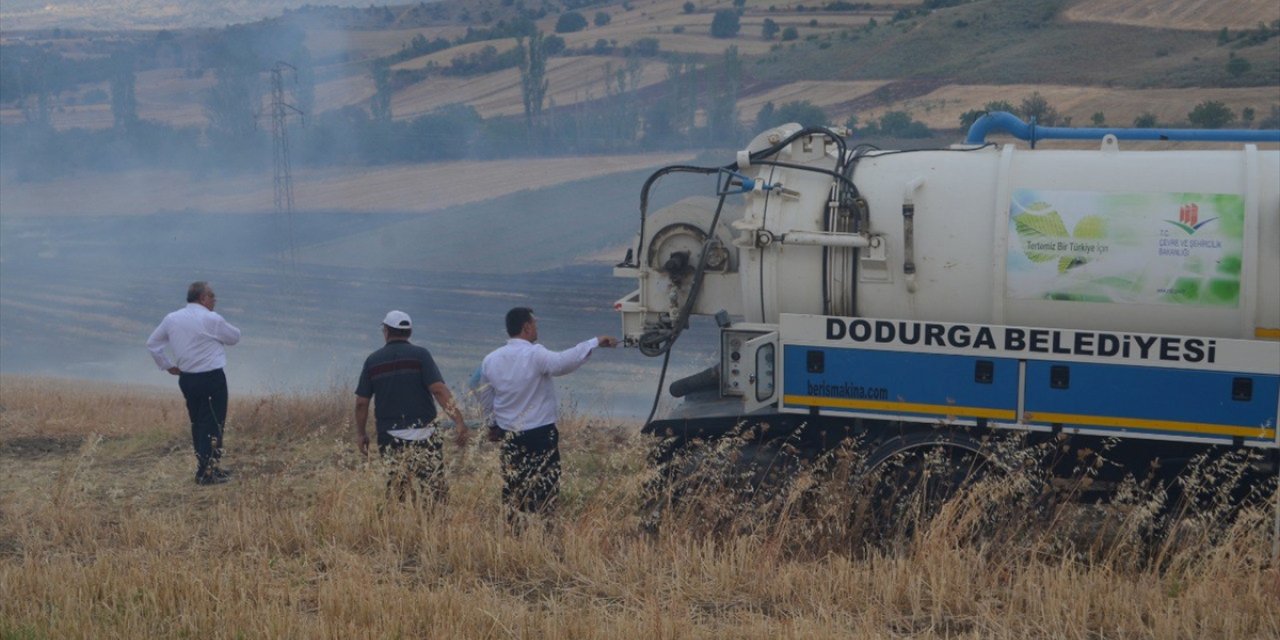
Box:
[146,281,242,485]
[478,307,616,521]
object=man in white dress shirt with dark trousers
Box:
[147,281,241,486]
[478,307,616,522]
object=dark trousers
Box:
[500,423,561,519]
[377,431,446,504]
[178,369,227,479]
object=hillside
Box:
[2,0,1276,140]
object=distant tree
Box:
[755,101,776,131]
[1133,112,1158,128]
[293,48,317,120]
[595,11,611,26]
[1090,111,1105,126]
[711,9,741,38]
[1019,91,1059,125]
[957,100,1017,128]
[369,62,392,122]
[762,18,780,39]
[705,46,742,145]
[519,31,549,131]
[683,2,696,14]
[646,58,698,144]
[109,53,138,131]
[1187,100,1234,128]
[733,0,746,7]
[756,100,827,129]
[205,60,263,140]
[1227,54,1251,78]
[1242,106,1255,124]
[555,11,588,33]
[843,114,859,131]
[781,26,799,41]
[1259,105,1280,129]
[1218,27,1230,45]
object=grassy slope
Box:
[1,377,1277,638]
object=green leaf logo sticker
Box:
[1013,203,1106,273]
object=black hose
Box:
[634,165,726,269]
[643,348,673,430]
[640,192,730,429]
[635,127,854,429]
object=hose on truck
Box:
[634,127,858,428]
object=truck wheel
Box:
[854,432,997,542]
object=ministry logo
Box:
[1166,202,1218,235]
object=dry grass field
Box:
[1065,0,1280,31]
[1,375,1277,638]
[0,152,694,217]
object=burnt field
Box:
[0,208,716,419]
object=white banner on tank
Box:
[1005,189,1244,308]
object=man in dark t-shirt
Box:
[355,310,469,502]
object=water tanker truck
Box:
[615,112,1280,504]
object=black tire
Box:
[854,432,996,543]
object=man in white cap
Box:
[354,310,469,502]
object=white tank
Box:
[725,129,1280,341]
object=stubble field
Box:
[1,377,1277,638]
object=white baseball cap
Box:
[382,310,412,330]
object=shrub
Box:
[594,11,611,27]
[1133,112,1157,128]
[543,34,566,55]
[683,1,695,13]
[1187,100,1235,129]
[781,26,799,41]
[632,37,660,56]
[872,110,931,137]
[1226,55,1251,77]
[555,11,588,33]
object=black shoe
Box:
[212,468,233,479]
[195,473,230,486]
